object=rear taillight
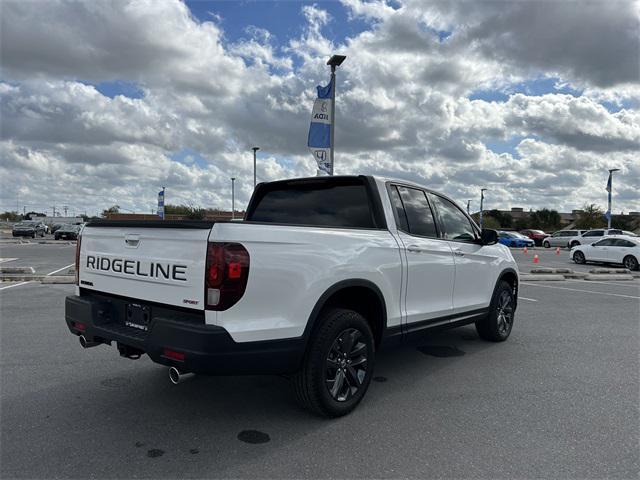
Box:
[205,242,250,310]
[75,234,82,285]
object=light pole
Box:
[231,177,236,220]
[606,168,620,229]
[327,54,346,176]
[252,147,260,189]
[479,188,488,229]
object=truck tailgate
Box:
[79,223,211,309]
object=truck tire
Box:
[475,280,515,342]
[292,308,375,418]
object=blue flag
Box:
[307,77,333,174]
[157,190,165,219]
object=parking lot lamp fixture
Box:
[466,200,471,214]
[479,189,488,229]
[326,54,346,176]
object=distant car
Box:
[542,230,584,248]
[519,229,549,246]
[12,222,45,238]
[51,223,65,234]
[54,224,81,240]
[568,229,629,248]
[498,231,535,248]
[571,236,640,271]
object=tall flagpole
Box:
[327,55,346,176]
[607,168,620,229]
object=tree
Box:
[513,218,530,231]
[164,204,205,220]
[24,211,45,220]
[574,204,606,229]
[529,208,561,231]
[480,216,501,229]
[101,205,120,217]
[486,209,513,228]
[1,211,22,222]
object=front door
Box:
[428,193,498,314]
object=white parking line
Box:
[0,281,33,291]
[0,258,18,264]
[519,296,538,302]
[565,279,640,288]
[521,282,640,300]
[46,263,75,276]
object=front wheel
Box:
[573,250,586,264]
[292,308,375,417]
[623,255,639,271]
[543,241,550,248]
[476,280,515,342]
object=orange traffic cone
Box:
[523,246,528,254]
[556,247,560,255]
[533,254,539,264]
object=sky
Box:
[1,0,639,217]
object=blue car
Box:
[497,231,535,248]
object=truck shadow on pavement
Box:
[1,326,498,478]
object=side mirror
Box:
[480,229,498,245]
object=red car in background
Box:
[520,229,549,246]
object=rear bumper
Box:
[65,294,306,375]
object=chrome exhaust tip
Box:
[79,335,99,348]
[169,366,194,385]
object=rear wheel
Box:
[476,280,515,342]
[543,240,550,248]
[292,308,374,417]
[623,255,639,271]
[570,241,580,248]
[573,250,586,264]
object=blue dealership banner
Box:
[307,77,333,174]
[157,189,164,219]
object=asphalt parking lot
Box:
[1,243,639,479]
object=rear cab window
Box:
[246,177,380,229]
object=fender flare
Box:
[301,279,388,341]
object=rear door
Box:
[79,222,211,309]
[387,185,455,325]
[428,193,497,314]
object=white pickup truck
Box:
[65,175,519,417]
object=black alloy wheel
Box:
[292,308,375,417]
[623,255,639,271]
[495,290,514,337]
[573,251,586,264]
[476,280,516,342]
[325,328,368,402]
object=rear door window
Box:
[395,186,438,237]
[247,179,376,228]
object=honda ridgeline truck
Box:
[65,176,519,417]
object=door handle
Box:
[453,250,465,257]
[407,244,424,253]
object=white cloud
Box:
[0,0,638,217]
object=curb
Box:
[0,266,35,274]
[520,274,565,281]
[589,268,631,274]
[585,274,635,281]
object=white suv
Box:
[569,229,627,248]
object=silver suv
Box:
[542,230,584,248]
